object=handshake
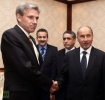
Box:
[50,80,59,93]
[49,80,59,100]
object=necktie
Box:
[28,36,39,64]
[41,48,45,60]
[28,36,34,48]
[81,51,87,78]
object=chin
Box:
[83,47,89,50]
[40,44,45,46]
[29,31,34,33]
[30,29,35,32]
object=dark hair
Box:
[36,28,48,38]
[63,31,76,39]
[77,26,93,35]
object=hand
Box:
[54,81,59,91]
[50,94,55,100]
[50,80,59,93]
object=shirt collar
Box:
[65,47,75,53]
[80,46,92,54]
[38,44,47,50]
[17,24,30,37]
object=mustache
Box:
[39,41,45,42]
[83,42,89,43]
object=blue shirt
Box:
[38,44,47,60]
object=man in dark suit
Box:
[54,31,76,100]
[36,28,58,100]
[56,26,105,100]
[1,2,57,100]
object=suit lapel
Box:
[85,47,97,79]
[14,25,34,51]
[74,47,97,80]
[62,49,65,56]
[30,36,43,67]
[30,35,36,45]
[60,49,65,59]
[74,48,84,79]
[14,25,40,67]
[44,44,50,62]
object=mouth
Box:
[31,24,37,28]
[65,44,69,46]
[31,26,36,28]
[30,27,36,31]
[83,43,90,46]
[40,41,45,43]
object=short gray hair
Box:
[16,2,40,16]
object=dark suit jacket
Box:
[37,44,57,100]
[57,47,105,100]
[55,48,65,76]
[37,44,58,79]
[55,48,76,100]
[1,25,53,100]
[54,48,66,100]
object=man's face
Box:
[16,9,39,33]
[36,32,48,47]
[77,27,93,50]
[63,33,76,50]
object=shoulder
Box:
[47,44,57,50]
[2,28,17,42]
[56,48,65,56]
[69,48,79,54]
[55,48,65,59]
[2,25,19,37]
[58,48,65,53]
[92,47,105,55]
[3,28,14,35]
[64,48,79,58]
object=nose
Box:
[40,37,44,40]
[65,39,69,43]
[84,36,88,41]
[33,18,37,24]
[65,40,68,42]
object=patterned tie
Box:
[28,36,33,47]
[28,35,39,64]
[41,48,45,60]
[81,51,87,78]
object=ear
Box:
[77,36,79,42]
[74,39,76,43]
[16,14,22,22]
[36,36,38,40]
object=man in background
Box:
[36,28,58,100]
[56,26,105,100]
[54,31,76,100]
[1,2,56,100]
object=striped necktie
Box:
[41,48,45,61]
